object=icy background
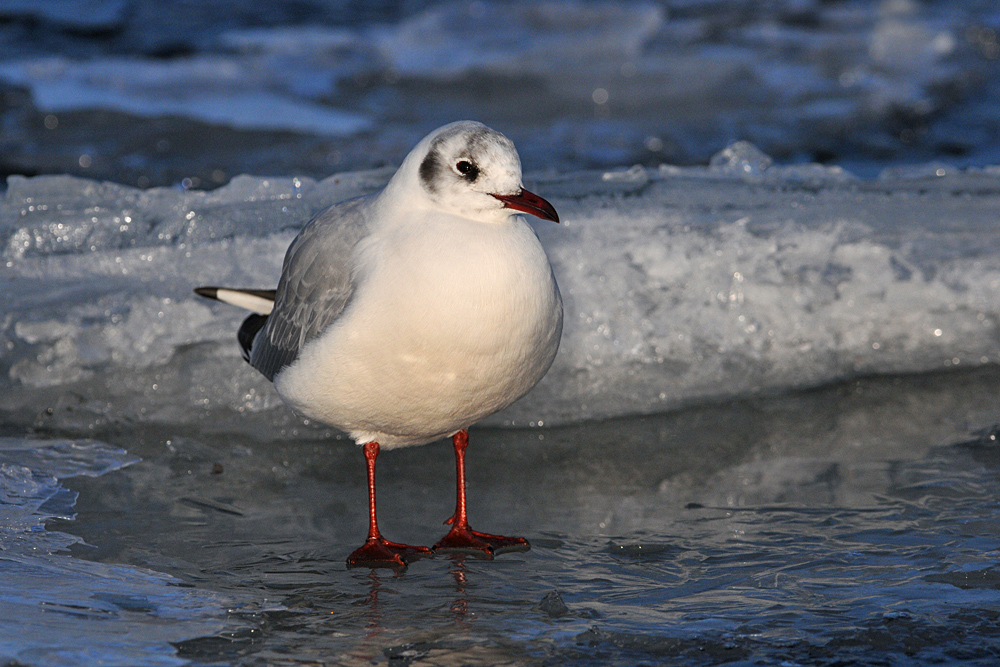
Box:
[0,0,999,186]
[3,0,1000,665]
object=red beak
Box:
[492,188,559,223]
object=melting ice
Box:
[0,438,259,667]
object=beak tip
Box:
[492,188,560,224]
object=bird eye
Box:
[453,159,480,182]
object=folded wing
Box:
[248,198,370,381]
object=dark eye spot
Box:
[455,160,479,181]
[419,150,441,192]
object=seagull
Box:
[195,121,562,569]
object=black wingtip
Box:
[194,286,219,300]
[238,313,268,363]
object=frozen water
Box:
[0,57,371,137]
[0,437,266,667]
[2,0,998,186]
[372,1,664,78]
[4,143,1000,431]
[708,141,773,177]
[531,155,1000,424]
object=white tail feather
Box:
[215,289,274,315]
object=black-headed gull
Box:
[196,121,562,568]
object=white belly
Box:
[273,215,562,448]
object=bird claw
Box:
[432,525,530,559]
[346,537,432,569]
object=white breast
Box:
[274,213,562,448]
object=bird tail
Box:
[195,287,276,362]
[193,286,275,315]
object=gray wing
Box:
[249,197,371,381]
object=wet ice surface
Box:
[32,367,1000,666]
[0,438,266,667]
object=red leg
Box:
[347,441,431,569]
[433,430,530,558]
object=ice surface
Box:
[372,1,664,78]
[2,0,997,184]
[3,143,1000,432]
[0,437,254,667]
[0,56,371,137]
[0,439,135,557]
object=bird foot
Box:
[433,525,530,559]
[346,537,432,569]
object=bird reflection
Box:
[353,554,477,658]
[344,569,392,666]
[363,569,385,639]
[449,556,469,619]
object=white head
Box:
[383,121,558,225]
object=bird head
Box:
[388,121,559,225]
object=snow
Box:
[3,144,1000,432]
